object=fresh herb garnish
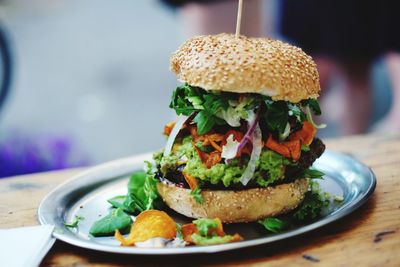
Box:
[170,84,319,135]
[303,168,325,179]
[258,181,330,233]
[190,187,204,204]
[258,217,287,233]
[305,99,322,115]
[176,223,184,239]
[293,185,330,222]
[89,208,131,237]
[301,144,310,152]
[64,215,84,229]
[193,110,220,135]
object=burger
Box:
[153,33,326,223]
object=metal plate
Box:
[38,150,376,254]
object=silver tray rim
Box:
[38,150,376,255]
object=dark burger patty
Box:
[156,138,326,190]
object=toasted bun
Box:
[157,178,308,223]
[170,33,320,103]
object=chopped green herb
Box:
[190,187,204,204]
[303,168,325,179]
[258,217,287,233]
[64,215,84,229]
[293,186,330,222]
[301,144,310,152]
[176,223,184,239]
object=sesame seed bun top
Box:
[170,33,321,103]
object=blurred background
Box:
[0,0,398,178]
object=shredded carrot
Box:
[164,121,176,136]
[205,151,222,168]
[208,138,222,152]
[206,133,225,142]
[182,172,199,191]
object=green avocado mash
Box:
[191,234,237,246]
[154,136,294,187]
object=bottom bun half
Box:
[156,178,308,223]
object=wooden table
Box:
[1,133,399,266]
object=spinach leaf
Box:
[258,217,287,233]
[123,193,145,214]
[123,172,147,213]
[193,110,217,135]
[288,103,306,122]
[107,195,127,210]
[64,215,84,229]
[169,84,200,115]
[108,168,162,215]
[306,99,321,115]
[143,161,161,210]
[89,208,131,237]
[264,101,289,133]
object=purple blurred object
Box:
[0,134,89,178]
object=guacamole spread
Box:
[155,136,293,187]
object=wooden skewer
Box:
[235,0,243,37]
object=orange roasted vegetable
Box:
[289,121,316,146]
[208,218,225,237]
[115,210,177,246]
[265,135,291,159]
[265,135,301,161]
[181,223,198,243]
[231,233,244,242]
[284,139,301,161]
